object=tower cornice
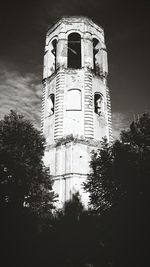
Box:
[47,16,104,36]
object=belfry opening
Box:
[68,33,81,69]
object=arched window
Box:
[47,93,55,115]
[68,33,81,69]
[93,38,99,74]
[66,89,81,110]
[94,93,104,115]
[51,39,57,70]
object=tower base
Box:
[43,139,99,209]
[53,173,89,209]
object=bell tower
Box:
[41,16,112,207]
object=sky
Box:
[0,0,149,139]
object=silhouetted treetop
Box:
[0,110,56,216]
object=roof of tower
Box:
[47,15,104,35]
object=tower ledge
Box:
[47,16,104,36]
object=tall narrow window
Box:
[47,94,55,115]
[68,33,81,69]
[94,93,104,115]
[51,39,57,70]
[93,38,99,74]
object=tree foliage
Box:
[63,192,84,219]
[84,113,150,213]
[0,110,55,216]
[83,113,150,266]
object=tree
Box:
[0,110,56,216]
[51,194,111,267]
[84,113,150,266]
[63,192,84,219]
[84,113,150,213]
[83,138,114,213]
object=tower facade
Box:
[41,16,112,207]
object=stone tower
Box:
[41,16,112,207]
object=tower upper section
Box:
[43,16,108,79]
[41,16,112,144]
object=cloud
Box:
[0,62,42,129]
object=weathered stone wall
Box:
[41,16,112,207]
[43,16,107,79]
[43,141,97,207]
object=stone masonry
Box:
[41,16,112,207]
